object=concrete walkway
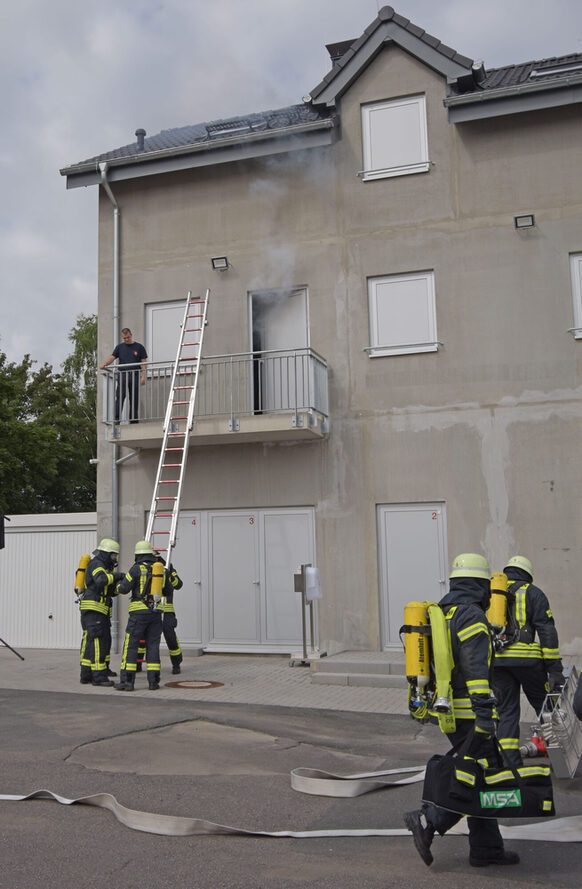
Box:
[0,647,410,714]
[0,645,549,722]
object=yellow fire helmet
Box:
[504,555,533,578]
[450,552,490,580]
[134,539,155,556]
[97,538,120,554]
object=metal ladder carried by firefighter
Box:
[144,289,210,559]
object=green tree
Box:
[0,314,97,514]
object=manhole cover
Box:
[165,680,224,689]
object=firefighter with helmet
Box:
[404,553,520,868]
[79,538,124,686]
[493,555,564,768]
[115,540,164,691]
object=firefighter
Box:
[115,540,164,692]
[159,555,184,674]
[79,538,124,687]
[493,555,564,768]
[134,558,183,673]
[404,553,520,868]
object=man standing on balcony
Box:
[100,328,147,423]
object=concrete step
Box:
[310,650,408,688]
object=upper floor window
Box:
[570,253,582,339]
[367,270,438,357]
[145,300,186,365]
[361,94,429,182]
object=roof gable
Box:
[309,5,473,107]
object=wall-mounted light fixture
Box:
[514,214,535,229]
[211,256,230,271]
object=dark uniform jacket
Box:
[81,552,122,616]
[118,554,161,613]
[494,567,562,672]
[163,564,183,614]
[438,577,497,726]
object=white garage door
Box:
[0,513,97,649]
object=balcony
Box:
[101,348,329,448]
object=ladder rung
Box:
[162,463,181,467]
[157,496,177,501]
[152,530,170,534]
[155,512,174,517]
[166,447,184,451]
[159,479,179,484]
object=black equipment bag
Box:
[422,732,555,819]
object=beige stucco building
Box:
[61,6,582,657]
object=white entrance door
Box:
[171,511,203,645]
[168,507,315,651]
[377,503,448,650]
[209,511,261,644]
[250,288,309,411]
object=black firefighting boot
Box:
[114,671,135,692]
[469,850,520,868]
[80,668,92,685]
[92,670,114,687]
[171,658,181,675]
[148,670,161,690]
[106,666,117,677]
[404,810,435,866]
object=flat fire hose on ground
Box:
[1,766,582,841]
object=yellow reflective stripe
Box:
[80,601,109,615]
[466,679,491,694]
[457,622,488,641]
[516,588,528,626]
[455,769,475,785]
[128,601,151,612]
[518,766,551,778]
[495,642,543,658]
[542,648,560,658]
[499,738,520,750]
[452,697,473,710]
[543,800,553,811]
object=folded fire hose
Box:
[2,765,582,841]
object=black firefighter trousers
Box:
[120,610,162,686]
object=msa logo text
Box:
[480,789,522,809]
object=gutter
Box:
[444,72,582,108]
[60,117,337,178]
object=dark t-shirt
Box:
[112,341,148,368]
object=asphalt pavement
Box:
[0,647,581,889]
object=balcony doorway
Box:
[250,288,309,413]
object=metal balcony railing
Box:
[101,348,329,428]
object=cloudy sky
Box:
[1,0,581,370]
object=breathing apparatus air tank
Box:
[404,601,430,707]
[151,558,166,610]
[487,571,508,628]
[74,553,91,595]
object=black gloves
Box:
[548,672,565,694]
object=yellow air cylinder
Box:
[404,601,430,687]
[75,553,91,593]
[151,559,165,598]
[487,571,508,627]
